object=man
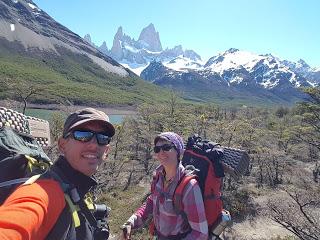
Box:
[0,107,114,239]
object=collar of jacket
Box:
[156,162,185,185]
[53,156,97,198]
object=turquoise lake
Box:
[25,108,127,124]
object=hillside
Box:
[0,39,173,106]
[0,0,175,107]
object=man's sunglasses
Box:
[65,130,111,145]
[153,144,175,153]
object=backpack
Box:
[150,134,249,238]
[178,134,225,233]
[0,126,52,204]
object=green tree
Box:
[295,87,320,151]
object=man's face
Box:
[58,121,110,176]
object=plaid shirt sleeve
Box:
[182,178,208,240]
[127,194,153,229]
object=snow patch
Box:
[208,50,264,74]
[120,62,148,76]
[28,3,37,9]
[164,55,204,72]
[230,76,244,84]
[28,3,41,12]
[10,24,15,32]
[260,79,279,89]
[123,43,140,53]
[288,72,301,87]
[142,48,162,54]
[307,81,317,87]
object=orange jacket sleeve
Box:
[0,179,66,240]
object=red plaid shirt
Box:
[128,163,208,239]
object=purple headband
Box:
[154,132,184,157]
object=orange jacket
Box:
[0,179,65,240]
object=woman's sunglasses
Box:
[65,130,111,145]
[153,144,175,153]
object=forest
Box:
[40,87,320,239]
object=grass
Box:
[98,186,150,239]
[0,41,178,107]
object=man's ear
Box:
[58,137,67,155]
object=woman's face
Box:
[153,139,178,168]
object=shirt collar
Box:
[53,156,97,197]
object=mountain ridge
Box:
[84,22,319,105]
[0,0,176,107]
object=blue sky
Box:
[33,0,320,67]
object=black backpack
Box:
[183,134,250,179]
[0,126,52,204]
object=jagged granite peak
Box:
[106,29,202,75]
[138,23,162,52]
[114,26,124,40]
[110,26,124,60]
[83,33,98,48]
[158,45,184,59]
[84,34,92,43]
[98,41,108,54]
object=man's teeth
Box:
[83,154,97,158]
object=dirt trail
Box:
[224,216,295,240]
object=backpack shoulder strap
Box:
[173,174,197,213]
[45,167,82,228]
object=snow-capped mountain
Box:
[202,48,313,89]
[280,59,320,86]
[87,24,203,75]
[140,48,318,105]
[85,21,318,105]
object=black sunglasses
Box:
[65,130,111,145]
[154,144,175,153]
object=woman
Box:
[122,132,208,240]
